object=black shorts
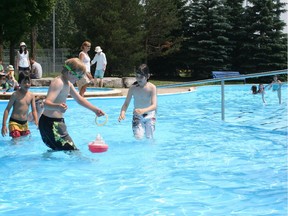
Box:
[39,114,78,151]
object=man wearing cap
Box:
[91,46,107,88]
[16,42,30,81]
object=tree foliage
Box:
[239,0,287,73]
[0,0,55,63]
[0,0,287,77]
[37,0,76,49]
[186,0,232,79]
[70,0,145,75]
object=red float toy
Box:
[88,134,108,153]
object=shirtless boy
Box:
[1,74,37,138]
[38,58,105,151]
[118,64,157,139]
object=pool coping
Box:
[0,87,195,100]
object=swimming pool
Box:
[28,87,114,93]
[0,87,122,99]
[0,85,287,215]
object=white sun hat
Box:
[20,42,26,47]
[7,65,14,71]
[95,46,103,53]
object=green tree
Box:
[37,0,76,49]
[186,0,232,79]
[147,0,189,77]
[143,0,181,61]
[0,0,54,64]
[71,0,145,76]
[225,0,247,72]
[240,0,287,73]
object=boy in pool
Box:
[268,75,282,104]
[1,74,38,138]
[38,58,105,151]
[118,64,157,139]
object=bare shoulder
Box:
[129,84,137,92]
[147,82,156,90]
[10,91,19,100]
[27,91,35,98]
[51,76,63,86]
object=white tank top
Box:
[79,51,91,72]
[18,51,29,68]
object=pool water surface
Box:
[28,87,114,93]
[0,85,287,215]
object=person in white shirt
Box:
[16,42,30,80]
[91,46,107,88]
[77,41,93,96]
[29,57,43,79]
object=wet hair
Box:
[136,64,150,78]
[18,73,31,84]
[251,85,257,94]
[63,58,86,75]
[132,64,150,86]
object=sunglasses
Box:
[64,64,83,79]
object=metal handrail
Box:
[158,69,287,88]
[158,69,288,121]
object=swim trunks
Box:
[39,114,77,151]
[94,69,105,79]
[132,110,156,139]
[9,117,30,138]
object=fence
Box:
[2,48,71,76]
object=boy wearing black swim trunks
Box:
[38,58,105,151]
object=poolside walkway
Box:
[0,87,195,100]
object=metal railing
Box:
[158,69,288,121]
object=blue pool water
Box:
[0,85,287,216]
[28,87,113,93]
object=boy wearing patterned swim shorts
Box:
[118,64,157,139]
[1,74,38,139]
[38,58,105,151]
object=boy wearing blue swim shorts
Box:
[118,64,157,139]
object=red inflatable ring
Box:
[88,142,108,153]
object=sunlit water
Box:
[0,85,287,216]
[28,87,113,93]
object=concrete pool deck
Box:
[0,87,195,100]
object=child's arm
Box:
[1,94,16,136]
[30,95,38,126]
[69,83,105,116]
[118,88,133,122]
[90,55,97,66]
